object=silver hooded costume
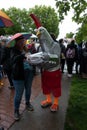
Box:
[27,14,61,71]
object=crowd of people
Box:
[0,33,87,124]
[58,38,87,78]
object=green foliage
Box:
[55,0,70,21]
[0,28,5,35]
[55,0,87,42]
[64,75,87,130]
[55,0,87,24]
[6,7,32,34]
[71,0,87,23]
[29,5,59,37]
[66,32,74,38]
[0,6,59,38]
[75,16,87,43]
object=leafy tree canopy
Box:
[0,6,59,38]
[75,19,87,43]
[55,0,87,24]
[29,5,59,37]
[66,32,74,38]
[55,0,87,42]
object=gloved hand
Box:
[42,52,49,61]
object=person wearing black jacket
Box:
[0,45,14,89]
[81,41,87,78]
[0,42,4,87]
[59,39,66,73]
[10,36,34,121]
[65,39,78,77]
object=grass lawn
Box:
[64,75,87,130]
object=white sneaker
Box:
[68,74,72,78]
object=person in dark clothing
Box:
[0,65,4,88]
[75,42,83,75]
[59,39,66,73]
[0,43,4,87]
[81,41,87,78]
[0,42,2,62]
[65,39,78,77]
[10,35,34,121]
[0,46,14,89]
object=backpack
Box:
[66,48,75,58]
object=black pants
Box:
[5,69,13,86]
[66,59,74,74]
[61,59,65,73]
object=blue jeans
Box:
[13,69,34,110]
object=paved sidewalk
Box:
[8,73,72,130]
[0,75,41,130]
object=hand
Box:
[42,53,49,60]
[25,54,30,61]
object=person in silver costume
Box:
[28,14,62,112]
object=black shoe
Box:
[14,110,20,121]
[26,103,34,111]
